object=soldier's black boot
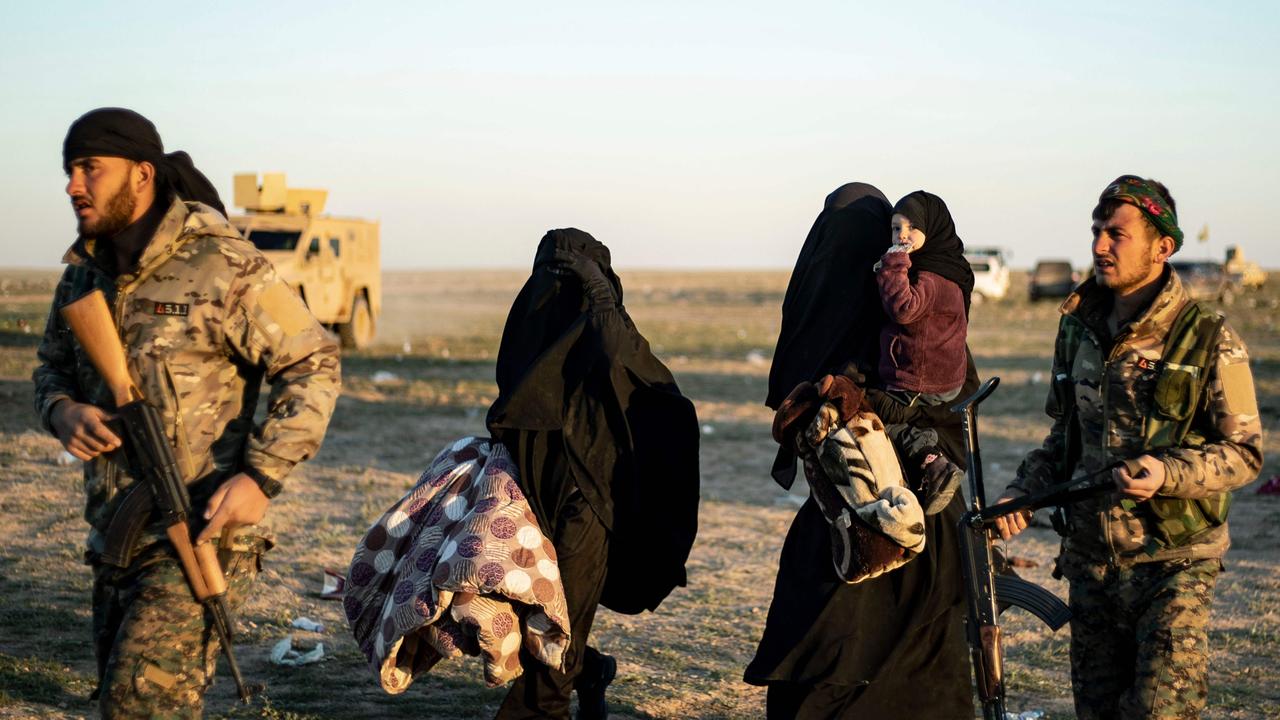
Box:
[575,647,616,720]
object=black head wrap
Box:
[824,181,885,212]
[487,229,700,614]
[891,191,974,312]
[767,182,892,413]
[62,108,226,215]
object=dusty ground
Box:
[1,267,1277,720]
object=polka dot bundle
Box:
[344,436,571,693]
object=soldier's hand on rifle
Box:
[197,473,269,545]
[990,492,1031,540]
[50,399,121,461]
[1113,455,1165,501]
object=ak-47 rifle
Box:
[61,290,251,703]
[953,377,1074,720]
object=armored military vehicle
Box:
[229,173,381,349]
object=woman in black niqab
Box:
[487,228,700,718]
[746,183,976,719]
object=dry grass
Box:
[1,268,1276,719]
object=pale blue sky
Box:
[2,1,1277,269]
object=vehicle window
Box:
[246,230,302,251]
[308,237,321,255]
[330,238,341,257]
[969,261,991,272]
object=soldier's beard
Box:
[78,177,137,238]
[1096,244,1157,294]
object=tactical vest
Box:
[1053,301,1227,552]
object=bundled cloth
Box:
[773,374,925,583]
[344,437,571,693]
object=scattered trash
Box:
[1257,475,1280,496]
[291,617,325,632]
[736,328,748,339]
[371,371,399,384]
[56,451,79,466]
[402,340,412,354]
[270,637,325,666]
[745,349,767,366]
[700,424,716,436]
[17,318,30,333]
[319,568,346,600]
[1005,711,1044,720]
[1029,371,1045,385]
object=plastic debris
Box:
[270,637,325,666]
[371,371,399,384]
[319,568,346,599]
[291,617,325,633]
[1257,475,1280,496]
[700,424,716,436]
[1004,711,1045,720]
[56,451,79,466]
[1029,371,1045,385]
[745,349,767,365]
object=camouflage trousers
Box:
[1060,554,1220,720]
[91,534,263,720]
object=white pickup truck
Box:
[964,246,1010,302]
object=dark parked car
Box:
[1029,260,1078,301]
[1171,260,1235,304]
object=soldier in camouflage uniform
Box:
[993,176,1263,719]
[33,108,341,718]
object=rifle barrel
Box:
[208,596,251,702]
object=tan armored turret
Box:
[1224,245,1267,289]
[229,173,381,349]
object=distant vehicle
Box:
[1223,245,1267,289]
[1170,260,1234,305]
[1029,260,1078,301]
[965,246,1010,302]
[229,173,381,349]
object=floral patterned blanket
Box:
[344,437,571,693]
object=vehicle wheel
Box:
[338,294,374,349]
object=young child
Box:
[875,190,975,514]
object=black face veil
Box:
[487,229,700,614]
[767,182,893,411]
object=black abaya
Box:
[746,183,975,719]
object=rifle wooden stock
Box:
[58,290,140,407]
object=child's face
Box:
[891,213,927,253]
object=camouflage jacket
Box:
[33,198,341,553]
[1010,267,1263,565]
